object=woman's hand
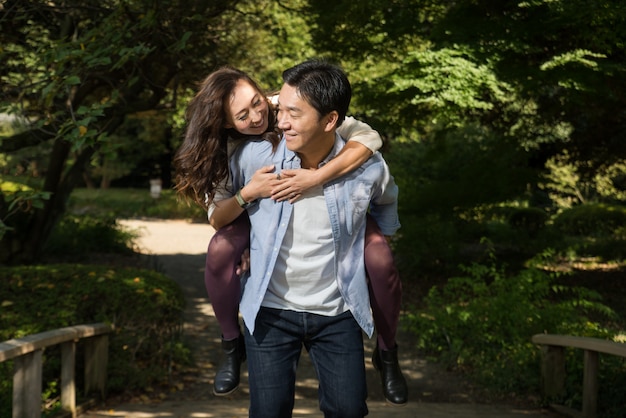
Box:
[271,168,320,203]
[240,165,280,202]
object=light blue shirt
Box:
[230,133,400,337]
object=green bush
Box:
[0,264,187,415]
[0,188,195,415]
[553,204,626,237]
[580,237,626,261]
[507,207,549,235]
[394,213,463,275]
[44,215,136,259]
[405,253,617,397]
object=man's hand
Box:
[236,248,250,276]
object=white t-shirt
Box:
[261,185,346,315]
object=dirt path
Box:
[82,218,557,418]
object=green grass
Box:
[68,187,206,220]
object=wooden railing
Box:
[0,323,114,418]
[531,333,626,418]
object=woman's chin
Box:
[249,124,268,136]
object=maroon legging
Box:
[204,212,402,350]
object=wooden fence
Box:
[0,323,114,418]
[532,333,626,418]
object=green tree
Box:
[0,0,250,263]
[307,0,626,208]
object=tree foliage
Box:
[0,0,322,263]
[306,0,626,217]
[2,0,626,265]
[0,0,264,262]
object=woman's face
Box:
[224,79,269,136]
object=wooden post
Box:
[541,344,566,398]
[84,334,108,399]
[61,340,77,418]
[582,350,599,418]
[13,350,42,418]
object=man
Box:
[230,60,400,418]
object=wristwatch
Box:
[235,188,254,209]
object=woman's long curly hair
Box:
[173,66,280,208]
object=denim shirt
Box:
[230,134,400,337]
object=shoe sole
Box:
[212,384,240,397]
[385,398,408,407]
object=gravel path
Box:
[82,219,557,418]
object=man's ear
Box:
[323,111,339,132]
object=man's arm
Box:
[368,157,401,237]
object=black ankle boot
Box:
[372,343,408,406]
[213,335,246,396]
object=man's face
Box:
[276,83,328,155]
[224,79,269,136]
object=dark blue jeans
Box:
[244,307,368,418]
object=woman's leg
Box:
[364,214,408,405]
[204,212,250,396]
[364,214,401,350]
[205,213,250,340]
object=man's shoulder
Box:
[340,151,387,185]
[237,136,271,151]
[360,151,386,172]
[232,137,274,160]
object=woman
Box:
[173,66,407,406]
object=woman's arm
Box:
[209,164,277,229]
[271,116,383,202]
[208,196,245,230]
[337,116,383,154]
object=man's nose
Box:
[277,112,288,129]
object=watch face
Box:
[236,190,247,208]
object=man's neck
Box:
[298,133,335,169]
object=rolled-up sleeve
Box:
[337,116,383,153]
[368,156,401,236]
[206,177,233,220]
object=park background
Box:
[1,1,625,417]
